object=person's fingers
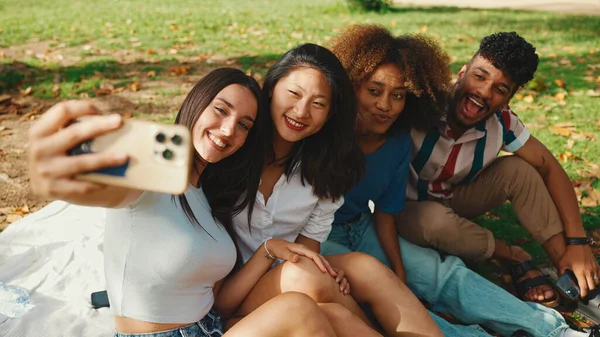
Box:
[47,179,106,199]
[586,269,596,292]
[339,278,347,292]
[335,269,344,283]
[33,152,128,180]
[575,269,590,298]
[29,101,101,140]
[36,114,123,158]
[319,255,336,277]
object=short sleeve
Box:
[499,107,530,153]
[300,196,344,243]
[375,139,411,214]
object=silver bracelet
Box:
[264,238,276,260]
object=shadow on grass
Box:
[0,53,284,98]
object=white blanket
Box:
[0,201,114,337]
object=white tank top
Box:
[103,185,236,324]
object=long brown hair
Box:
[173,68,266,267]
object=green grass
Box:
[1,0,599,266]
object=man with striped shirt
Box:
[396,32,599,306]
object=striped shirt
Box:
[407,107,530,201]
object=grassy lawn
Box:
[1,0,599,265]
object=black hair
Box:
[473,31,539,90]
[261,43,364,201]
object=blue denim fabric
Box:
[321,213,569,337]
[114,310,223,337]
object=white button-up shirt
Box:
[233,170,343,263]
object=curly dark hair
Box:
[329,24,452,131]
[474,31,538,90]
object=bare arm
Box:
[295,234,320,252]
[374,209,406,282]
[213,241,275,319]
[515,135,599,296]
[514,136,584,237]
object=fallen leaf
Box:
[554,92,566,101]
[147,49,155,55]
[0,129,14,137]
[554,78,567,89]
[0,94,11,104]
[129,81,140,92]
[122,112,133,119]
[420,25,428,32]
[567,139,575,149]
[559,153,568,163]
[147,70,156,77]
[549,126,572,137]
[169,65,191,76]
[523,95,534,103]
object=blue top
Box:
[334,130,412,222]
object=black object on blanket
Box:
[91,290,110,309]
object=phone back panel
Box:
[74,119,192,195]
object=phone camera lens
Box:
[162,149,174,160]
[156,133,166,143]
[172,135,182,145]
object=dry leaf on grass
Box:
[549,125,573,137]
[129,81,140,92]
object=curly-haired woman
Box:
[321,25,584,337]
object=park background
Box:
[0,0,599,303]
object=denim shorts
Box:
[114,310,223,337]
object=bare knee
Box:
[280,257,338,303]
[269,292,320,314]
[339,252,398,285]
[319,303,356,322]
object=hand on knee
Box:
[280,257,339,303]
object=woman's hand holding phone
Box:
[28,100,129,204]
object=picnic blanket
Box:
[0,201,114,337]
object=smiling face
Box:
[191,84,258,163]
[356,63,407,136]
[450,55,516,131]
[270,67,332,144]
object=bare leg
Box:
[235,257,373,327]
[225,292,336,337]
[327,252,443,337]
[319,303,383,337]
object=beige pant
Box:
[397,156,564,261]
